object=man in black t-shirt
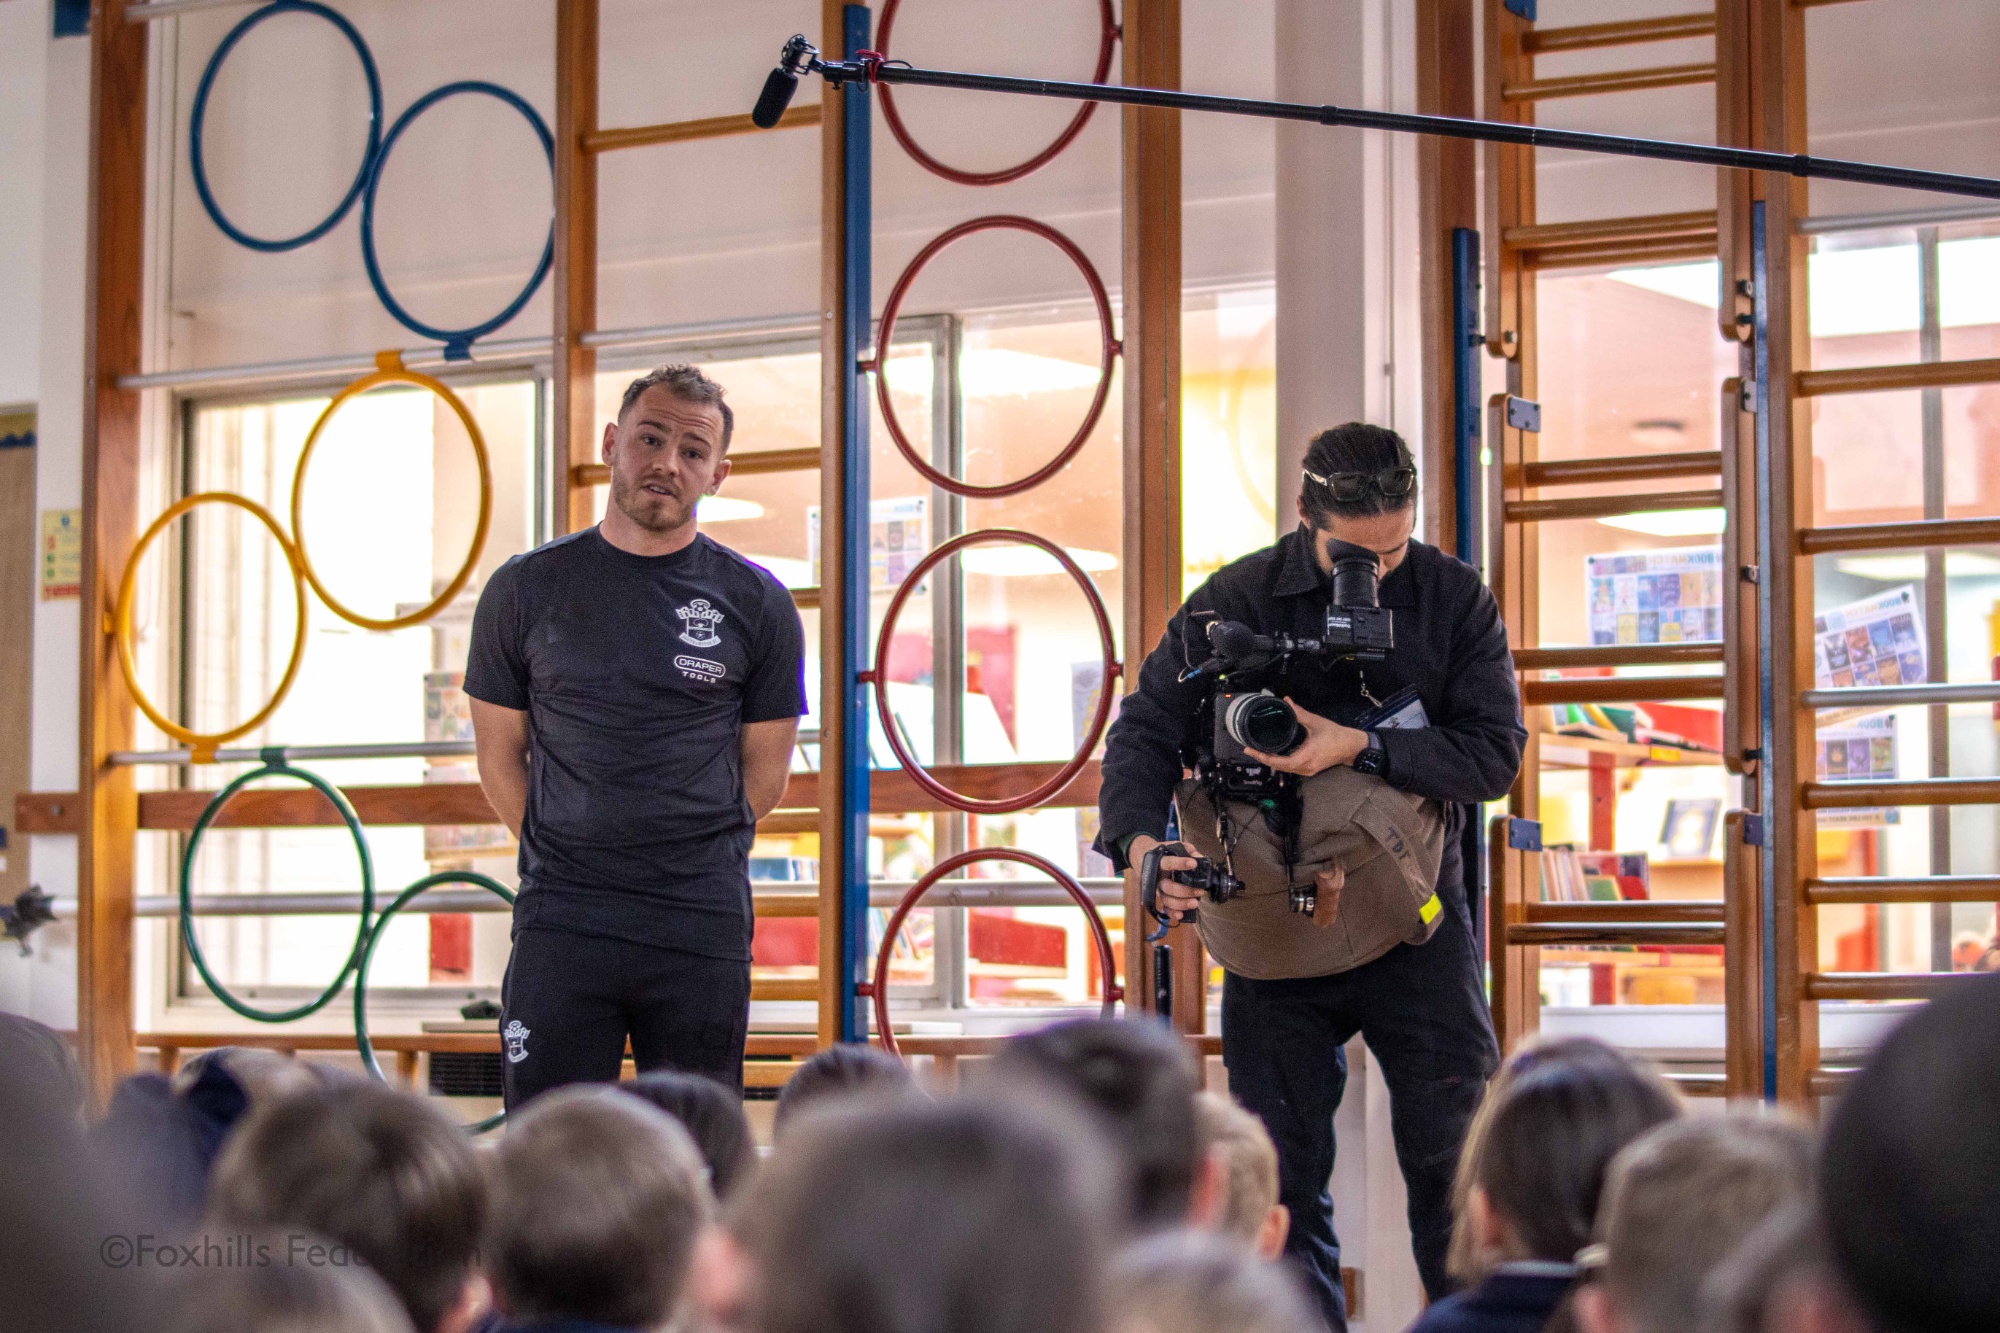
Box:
[465,363,806,1108]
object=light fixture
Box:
[958,545,1119,577]
[882,348,1101,398]
[1596,508,1727,537]
[697,496,765,522]
[1835,552,2000,581]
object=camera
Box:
[1139,841,1246,941]
[1214,690,1305,763]
[1322,539,1394,659]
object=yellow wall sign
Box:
[40,509,80,601]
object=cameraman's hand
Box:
[1130,834,1204,925]
[1245,698,1370,778]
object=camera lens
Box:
[1329,553,1379,609]
[1224,692,1305,755]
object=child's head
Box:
[773,1043,915,1141]
[1454,1037,1681,1276]
[1192,1092,1288,1259]
[1105,1229,1318,1333]
[1821,972,2000,1333]
[621,1070,757,1199]
[486,1085,714,1331]
[207,1080,488,1333]
[733,1096,1117,1333]
[157,1229,415,1333]
[987,1018,1201,1228]
[1577,1112,1817,1333]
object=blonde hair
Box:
[1107,1230,1316,1333]
[1193,1092,1280,1242]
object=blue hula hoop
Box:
[189,1,383,253]
[360,80,555,361]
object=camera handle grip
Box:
[1140,841,1198,943]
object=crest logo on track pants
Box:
[503,1019,531,1063]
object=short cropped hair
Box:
[988,1018,1201,1228]
[735,1097,1117,1333]
[1700,1204,1863,1333]
[157,1229,415,1333]
[774,1043,915,1141]
[207,1080,485,1333]
[1595,1112,1817,1333]
[486,1085,713,1329]
[619,1071,757,1199]
[619,363,734,448]
[1822,971,2000,1333]
[1106,1230,1318,1333]
[1193,1092,1279,1242]
[1300,422,1417,525]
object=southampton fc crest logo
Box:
[503,1020,531,1064]
[677,597,724,649]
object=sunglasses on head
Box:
[1303,465,1417,504]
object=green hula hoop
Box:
[179,756,375,1024]
[353,870,516,1135]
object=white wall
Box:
[0,0,46,407]
[1,1,85,1025]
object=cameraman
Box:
[1097,422,1525,1330]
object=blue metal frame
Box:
[1451,228,1481,566]
[837,3,874,1043]
[1750,200,1779,1103]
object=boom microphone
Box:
[752,34,818,129]
[751,66,799,129]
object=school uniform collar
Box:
[1273,524,1423,608]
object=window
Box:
[171,377,540,1001]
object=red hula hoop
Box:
[873,215,1121,499]
[861,846,1123,1059]
[872,528,1120,816]
[876,0,1120,186]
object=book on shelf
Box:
[1540,847,1652,902]
[1576,850,1651,900]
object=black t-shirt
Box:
[464,528,807,960]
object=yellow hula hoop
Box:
[290,350,492,631]
[115,492,309,762]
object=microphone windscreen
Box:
[751,67,800,129]
[1208,620,1265,663]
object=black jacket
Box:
[1095,527,1527,903]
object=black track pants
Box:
[499,925,751,1110]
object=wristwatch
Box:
[1352,731,1389,778]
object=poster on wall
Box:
[1815,712,1901,828]
[1813,585,1925,691]
[807,496,928,593]
[1586,547,1722,646]
[39,508,80,601]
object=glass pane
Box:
[1526,262,1738,1006]
[1182,289,1279,597]
[1531,265,1737,650]
[181,380,539,995]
